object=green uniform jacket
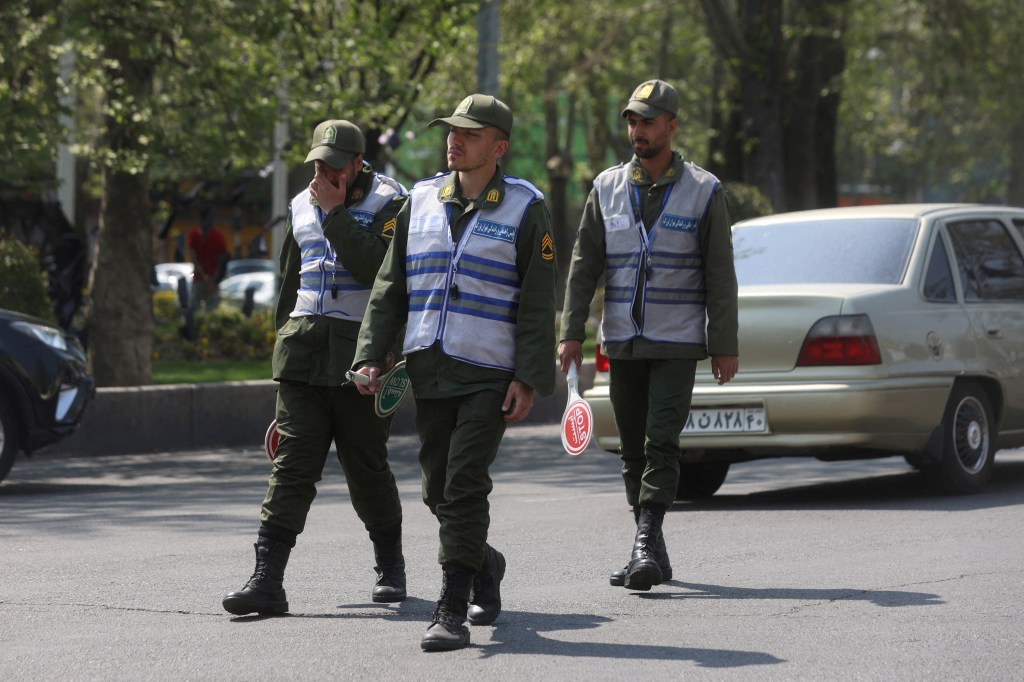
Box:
[560,152,739,360]
[354,168,557,398]
[273,165,407,385]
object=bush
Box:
[0,238,55,322]
[152,292,275,362]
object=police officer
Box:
[223,120,409,616]
[557,80,739,591]
[351,95,557,651]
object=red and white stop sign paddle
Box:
[264,419,281,461]
[561,363,593,456]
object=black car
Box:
[0,308,95,482]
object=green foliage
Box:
[724,182,774,222]
[152,291,276,362]
[0,238,55,321]
[840,0,1024,202]
[0,2,64,189]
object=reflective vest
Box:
[402,174,542,370]
[289,172,406,320]
[595,162,719,345]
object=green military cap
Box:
[428,94,513,137]
[304,119,365,169]
[620,79,679,119]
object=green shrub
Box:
[0,238,55,322]
[152,292,275,362]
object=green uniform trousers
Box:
[260,380,402,534]
[609,358,698,508]
[414,390,507,570]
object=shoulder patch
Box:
[382,218,397,239]
[541,232,555,262]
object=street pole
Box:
[477,0,500,96]
[271,85,289,276]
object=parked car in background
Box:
[584,204,1024,498]
[0,308,95,482]
[153,262,194,305]
[219,271,278,313]
[224,258,274,279]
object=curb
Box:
[50,362,596,457]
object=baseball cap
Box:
[304,119,365,168]
[428,94,513,137]
[620,79,679,119]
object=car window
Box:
[923,233,957,302]
[946,219,1024,301]
[1014,219,1024,244]
[732,219,917,285]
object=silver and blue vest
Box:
[595,162,719,346]
[289,171,406,321]
[402,174,543,370]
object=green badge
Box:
[375,361,411,417]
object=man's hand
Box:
[353,366,381,396]
[502,379,534,423]
[557,340,583,374]
[309,164,347,213]
[710,354,739,385]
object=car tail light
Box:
[796,314,882,366]
[595,343,610,373]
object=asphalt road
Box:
[3,425,1024,681]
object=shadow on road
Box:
[638,580,943,607]
[479,609,783,668]
[678,455,1024,513]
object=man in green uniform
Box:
[223,119,409,616]
[558,80,739,591]
[352,94,557,652]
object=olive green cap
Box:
[621,79,679,119]
[304,119,365,168]
[428,94,513,137]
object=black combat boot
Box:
[222,536,291,615]
[610,506,672,586]
[420,564,474,652]
[368,524,407,603]
[467,544,506,626]
[624,504,666,591]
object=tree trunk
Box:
[782,0,847,210]
[88,168,154,386]
[1007,119,1024,206]
[740,0,786,211]
[706,57,745,183]
[85,39,155,386]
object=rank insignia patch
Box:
[632,168,643,182]
[351,188,364,200]
[541,232,555,262]
[486,188,500,203]
[636,83,654,99]
[440,184,454,199]
[455,96,474,116]
[382,218,397,239]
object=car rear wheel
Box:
[926,382,995,494]
[675,461,730,500]
[0,395,20,483]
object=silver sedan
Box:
[584,203,1024,497]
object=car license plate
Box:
[682,407,767,435]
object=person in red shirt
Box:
[187,207,229,312]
